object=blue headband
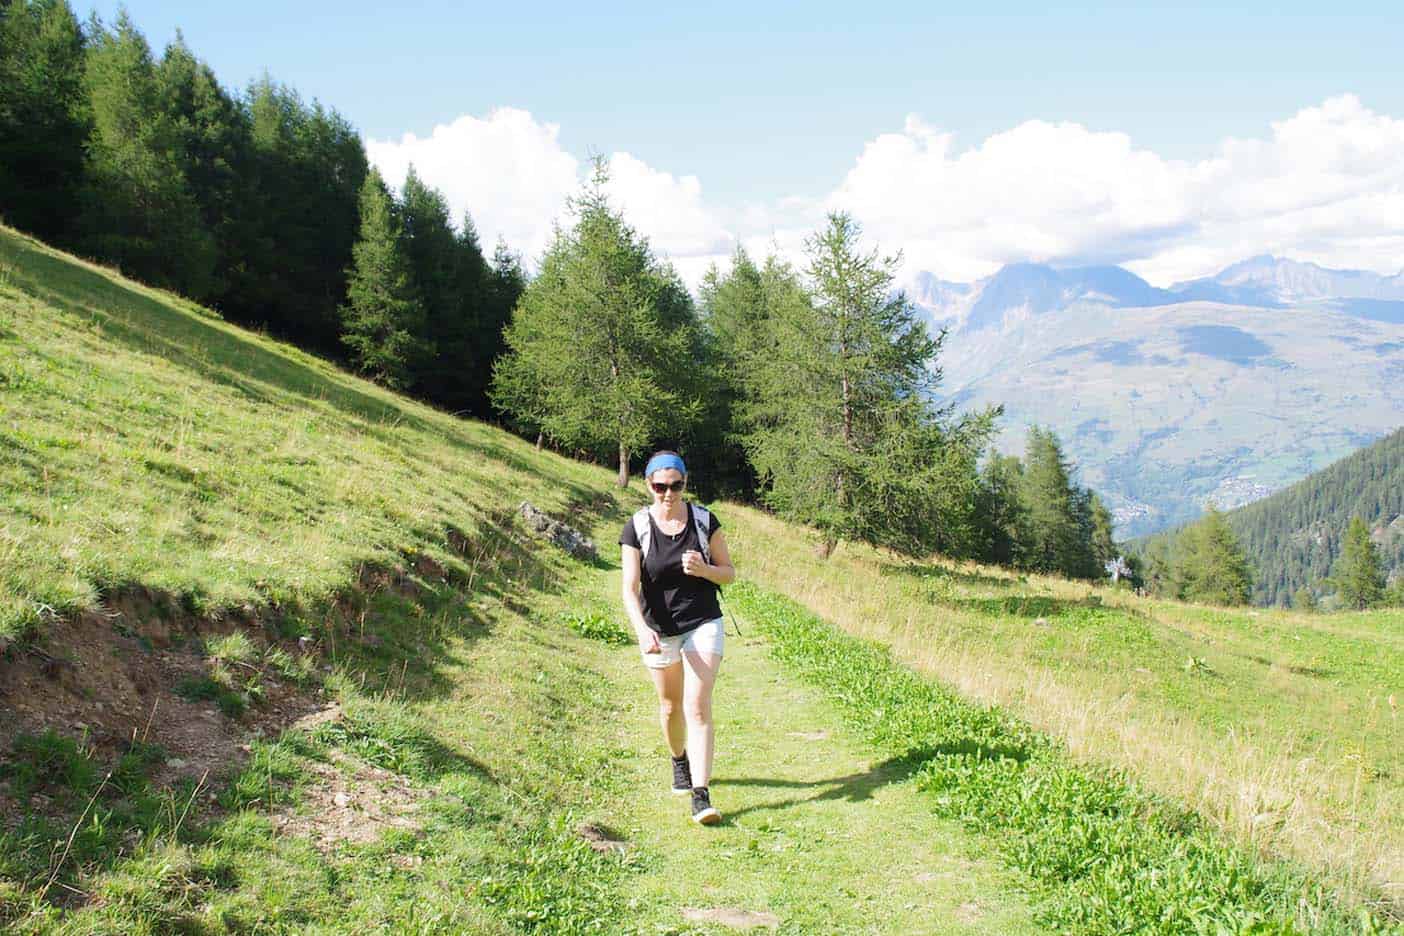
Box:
[644,453,686,479]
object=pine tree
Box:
[77,12,216,298]
[490,158,699,487]
[696,249,805,500]
[243,79,367,354]
[1086,492,1118,576]
[155,34,254,308]
[1178,506,1253,606]
[400,168,472,406]
[741,211,978,556]
[1293,585,1318,612]
[977,453,1027,566]
[0,0,89,244]
[339,169,427,389]
[1330,516,1385,610]
[1018,428,1083,576]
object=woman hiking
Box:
[620,450,736,824]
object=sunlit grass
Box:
[0,224,623,642]
[3,220,1400,925]
[717,503,1403,912]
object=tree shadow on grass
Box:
[950,593,1144,624]
[878,561,1015,590]
[719,739,1030,821]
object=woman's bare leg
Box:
[648,661,686,757]
[681,651,721,787]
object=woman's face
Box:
[649,468,685,508]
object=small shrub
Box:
[560,610,630,646]
[204,631,258,665]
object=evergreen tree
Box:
[1293,585,1318,612]
[977,453,1027,566]
[155,34,254,309]
[242,78,367,354]
[1086,492,1119,576]
[695,249,806,500]
[1385,577,1404,609]
[490,159,699,486]
[77,13,216,298]
[1330,516,1386,610]
[480,239,524,385]
[339,169,427,389]
[1141,536,1176,598]
[741,211,974,556]
[400,167,474,407]
[1178,506,1253,606]
[0,0,89,244]
[1018,428,1084,576]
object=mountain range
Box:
[907,257,1404,537]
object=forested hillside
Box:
[1226,428,1403,605]
[0,1,522,418]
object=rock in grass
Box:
[575,821,629,855]
[518,502,597,561]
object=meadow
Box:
[1,224,1399,932]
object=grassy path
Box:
[559,565,1042,934]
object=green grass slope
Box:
[1,225,1400,932]
[0,224,607,642]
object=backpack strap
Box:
[631,507,651,557]
[691,504,712,565]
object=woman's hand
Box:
[637,627,662,654]
[681,550,709,579]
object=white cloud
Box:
[830,95,1404,285]
[367,97,1404,293]
[366,108,579,264]
[366,111,735,284]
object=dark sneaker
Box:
[691,787,721,825]
[671,755,692,795]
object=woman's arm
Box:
[694,530,735,586]
[621,544,658,651]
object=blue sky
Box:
[91,1,1404,285]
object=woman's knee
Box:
[683,698,711,725]
[658,696,680,720]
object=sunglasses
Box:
[649,479,685,494]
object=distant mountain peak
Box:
[905,255,1404,334]
[1177,255,1404,304]
[962,262,1172,332]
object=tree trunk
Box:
[535,431,544,450]
[840,374,853,447]
[617,441,629,489]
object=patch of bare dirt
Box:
[681,907,781,930]
[0,590,329,821]
[270,748,428,850]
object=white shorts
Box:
[640,617,725,669]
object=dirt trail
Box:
[581,587,1043,934]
